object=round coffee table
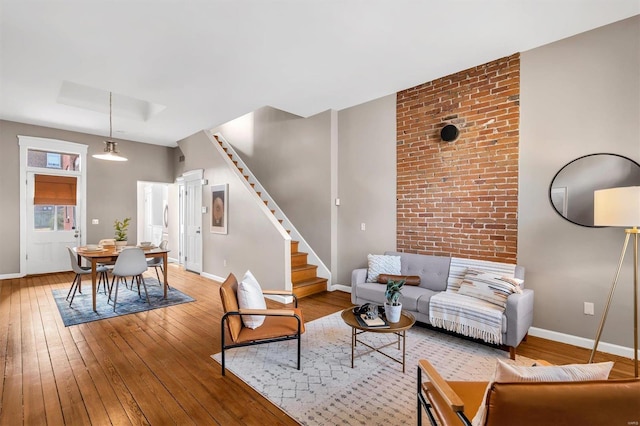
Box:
[341,307,416,373]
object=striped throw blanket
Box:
[429,292,505,345]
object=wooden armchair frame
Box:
[219,273,305,376]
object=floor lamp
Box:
[590,186,640,378]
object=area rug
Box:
[53,278,195,327]
[211,311,534,425]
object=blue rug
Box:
[52,278,195,327]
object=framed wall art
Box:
[210,183,228,234]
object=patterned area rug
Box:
[211,311,534,425]
[53,278,195,327]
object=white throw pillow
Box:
[471,359,614,426]
[366,254,401,283]
[237,270,267,329]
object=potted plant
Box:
[384,279,405,323]
[113,217,131,248]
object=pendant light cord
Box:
[109,91,113,139]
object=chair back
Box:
[67,247,87,274]
[159,240,168,250]
[112,248,148,277]
[219,273,243,342]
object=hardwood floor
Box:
[0,266,635,425]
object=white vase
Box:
[384,302,402,323]
[115,240,127,248]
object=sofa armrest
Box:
[351,268,368,304]
[504,288,534,348]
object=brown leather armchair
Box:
[417,359,640,426]
[219,273,305,376]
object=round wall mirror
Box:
[549,153,640,227]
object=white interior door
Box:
[184,178,202,273]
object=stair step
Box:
[292,277,328,299]
[244,175,249,181]
[292,264,317,282]
[291,252,308,267]
[291,241,299,253]
[263,200,268,205]
[250,183,255,188]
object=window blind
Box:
[34,174,77,205]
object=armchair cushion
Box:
[235,309,305,343]
[237,270,266,329]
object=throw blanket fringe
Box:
[429,292,504,345]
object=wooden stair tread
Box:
[291,264,317,272]
[292,277,327,286]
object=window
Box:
[28,149,80,171]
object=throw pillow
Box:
[377,274,420,286]
[471,359,613,426]
[457,269,523,308]
[366,254,401,283]
[494,359,614,382]
[237,270,267,329]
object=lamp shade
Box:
[594,186,640,227]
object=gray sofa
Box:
[351,251,534,358]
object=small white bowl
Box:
[140,241,152,247]
[85,244,100,251]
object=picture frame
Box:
[210,183,228,234]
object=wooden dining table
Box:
[74,245,170,312]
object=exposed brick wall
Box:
[396,54,519,263]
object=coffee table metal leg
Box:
[351,327,355,368]
[402,330,406,373]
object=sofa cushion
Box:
[366,254,401,282]
[377,274,421,286]
[385,251,450,291]
[457,269,523,308]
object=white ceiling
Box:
[1,1,638,148]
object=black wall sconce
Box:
[440,124,460,142]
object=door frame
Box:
[19,136,87,276]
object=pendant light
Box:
[93,92,128,162]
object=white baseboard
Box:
[0,272,24,280]
[328,284,351,293]
[529,327,638,360]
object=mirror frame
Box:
[549,153,640,228]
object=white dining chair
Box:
[108,247,150,311]
[147,240,169,286]
[66,247,109,306]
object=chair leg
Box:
[66,273,78,300]
[67,274,80,306]
[154,265,161,283]
[139,275,150,305]
[221,321,226,376]
[108,275,116,303]
[113,277,121,312]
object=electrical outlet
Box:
[223,259,227,267]
[360,223,366,231]
[92,219,99,225]
[584,302,594,315]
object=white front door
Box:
[184,177,202,273]
[26,172,80,273]
[19,136,87,276]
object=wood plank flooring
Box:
[0,265,635,425]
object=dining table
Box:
[74,245,170,312]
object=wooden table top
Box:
[74,245,168,258]
[341,307,415,333]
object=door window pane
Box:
[33,205,76,231]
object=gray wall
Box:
[519,16,640,347]
[177,131,289,290]
[0,120,175,275]
[213,107,333,266]
[336,94,397,284]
